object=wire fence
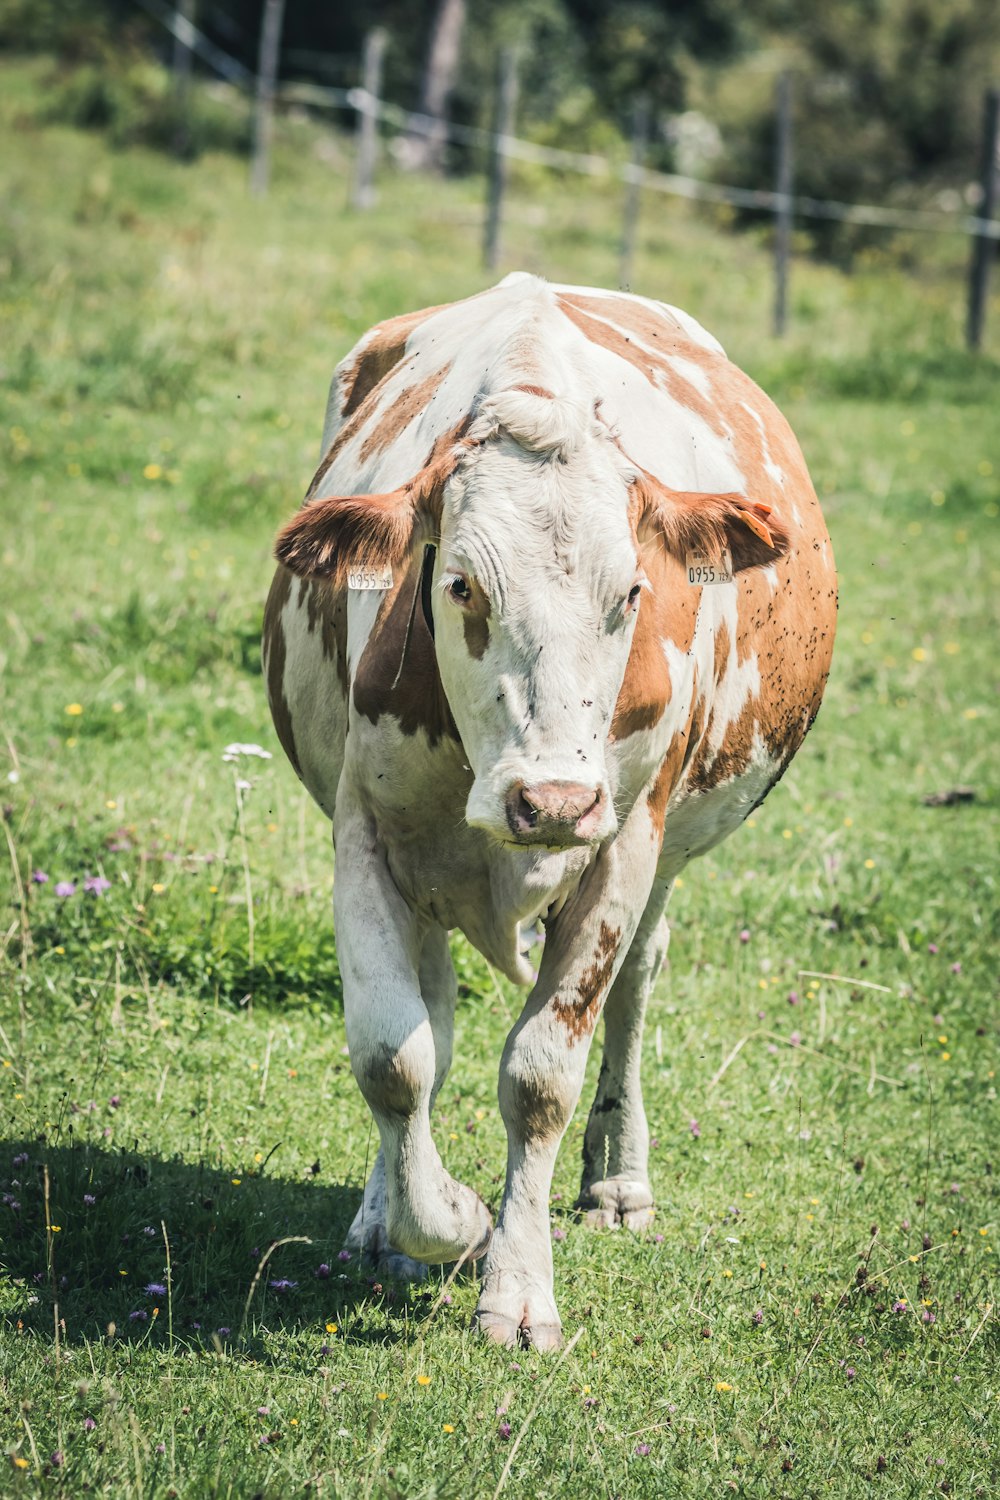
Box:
[136,1,1000,344]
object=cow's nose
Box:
[505,780,604,842]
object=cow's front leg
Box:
[335,800,491,1270]
[343,926,459,1279]
[576,877,671,1230]
[475,830,658,1349]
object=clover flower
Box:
[635,1443,651,1456]
[31,871,48,884]
[689,1119,701,1138]
[83,875,111,896]
[55,881,76,898]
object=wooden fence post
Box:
[967,86,1000,351]
[171,0,196,158]
[483,48,519,273]
[619,95,650,290]
[250,0,287,198]
[352,28,388,210]
[773,70,793,338]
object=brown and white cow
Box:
[263,274,836,1348]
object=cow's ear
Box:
[274,451,452,585]
[633,468,790,573]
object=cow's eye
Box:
[446,574,472,605]
[624,580,645,614]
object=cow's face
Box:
[433,416,642,849]
[273,387,788,852]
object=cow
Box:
[263,274,836,1349]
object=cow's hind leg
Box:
[576,877,671,1230]
[343,926,459,1280]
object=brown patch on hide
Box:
[340,303,451,418]
[611,547,698,741]
[297,575,349,695]
[262,565,301,778]
[553,920,621,1042]
[358,363,453,464]
[512,383,556,399]
[353,549,458,748]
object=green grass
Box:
[1,55,999,1498]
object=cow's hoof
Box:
[576,1177,654,1231]
[474,1309,563,1352]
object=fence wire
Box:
[136,0,1000,242]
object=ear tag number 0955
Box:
[347,566,394,591]
[685,549,733,586]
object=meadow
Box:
[1,56,998,1498]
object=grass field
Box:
[1,56,998,1498]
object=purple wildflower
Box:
[497,1422,511,1441]
[216,1326,231,1337]
[13,1152,28,1167]
[155,1443,165,1455]
[316,1262,331,1279]
[552,1227,566,1241]
[257,1406,270,1417]
[950,961,962,974]
[922,1310,936,1324]
[583,1396,598,1408]
[844,1366,856,1381]
[50,1451,64,1468]
[752,1308,764,1325]
[789,1031,802,1047]
[269,1278,298,1292]
[83,874,111,896]
[31,870,48,884]
[144,1282,167,1298]
[337,1248,351,1262]
[83,1418,96,1432]
[55,881,76,898]
[129,1310,147,1322]
[441,1293,452,1305]
[83,1193,96,1206]
[739,928,751,943]
[927,943,938,955]
[892,1300,907,1313]
[654,1233,664,1243]
[689,1119,701,1138]
[787,990,799,1005]
[635,1443,651,1456]
[108,1096,120,1109]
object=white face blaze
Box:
[431,398,646,849]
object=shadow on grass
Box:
[1,1139,456,1358]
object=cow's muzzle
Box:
[504,780,608,847]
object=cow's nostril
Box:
[518,794,538,828]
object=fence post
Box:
[773,70,793,338]
[483,48,519,273]
[966,86,1000,351]
[619,95,650,290]
[171,0,196,157]
[250,0,287,198]
[352,28,388,211]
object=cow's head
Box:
[275,388,788,850]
